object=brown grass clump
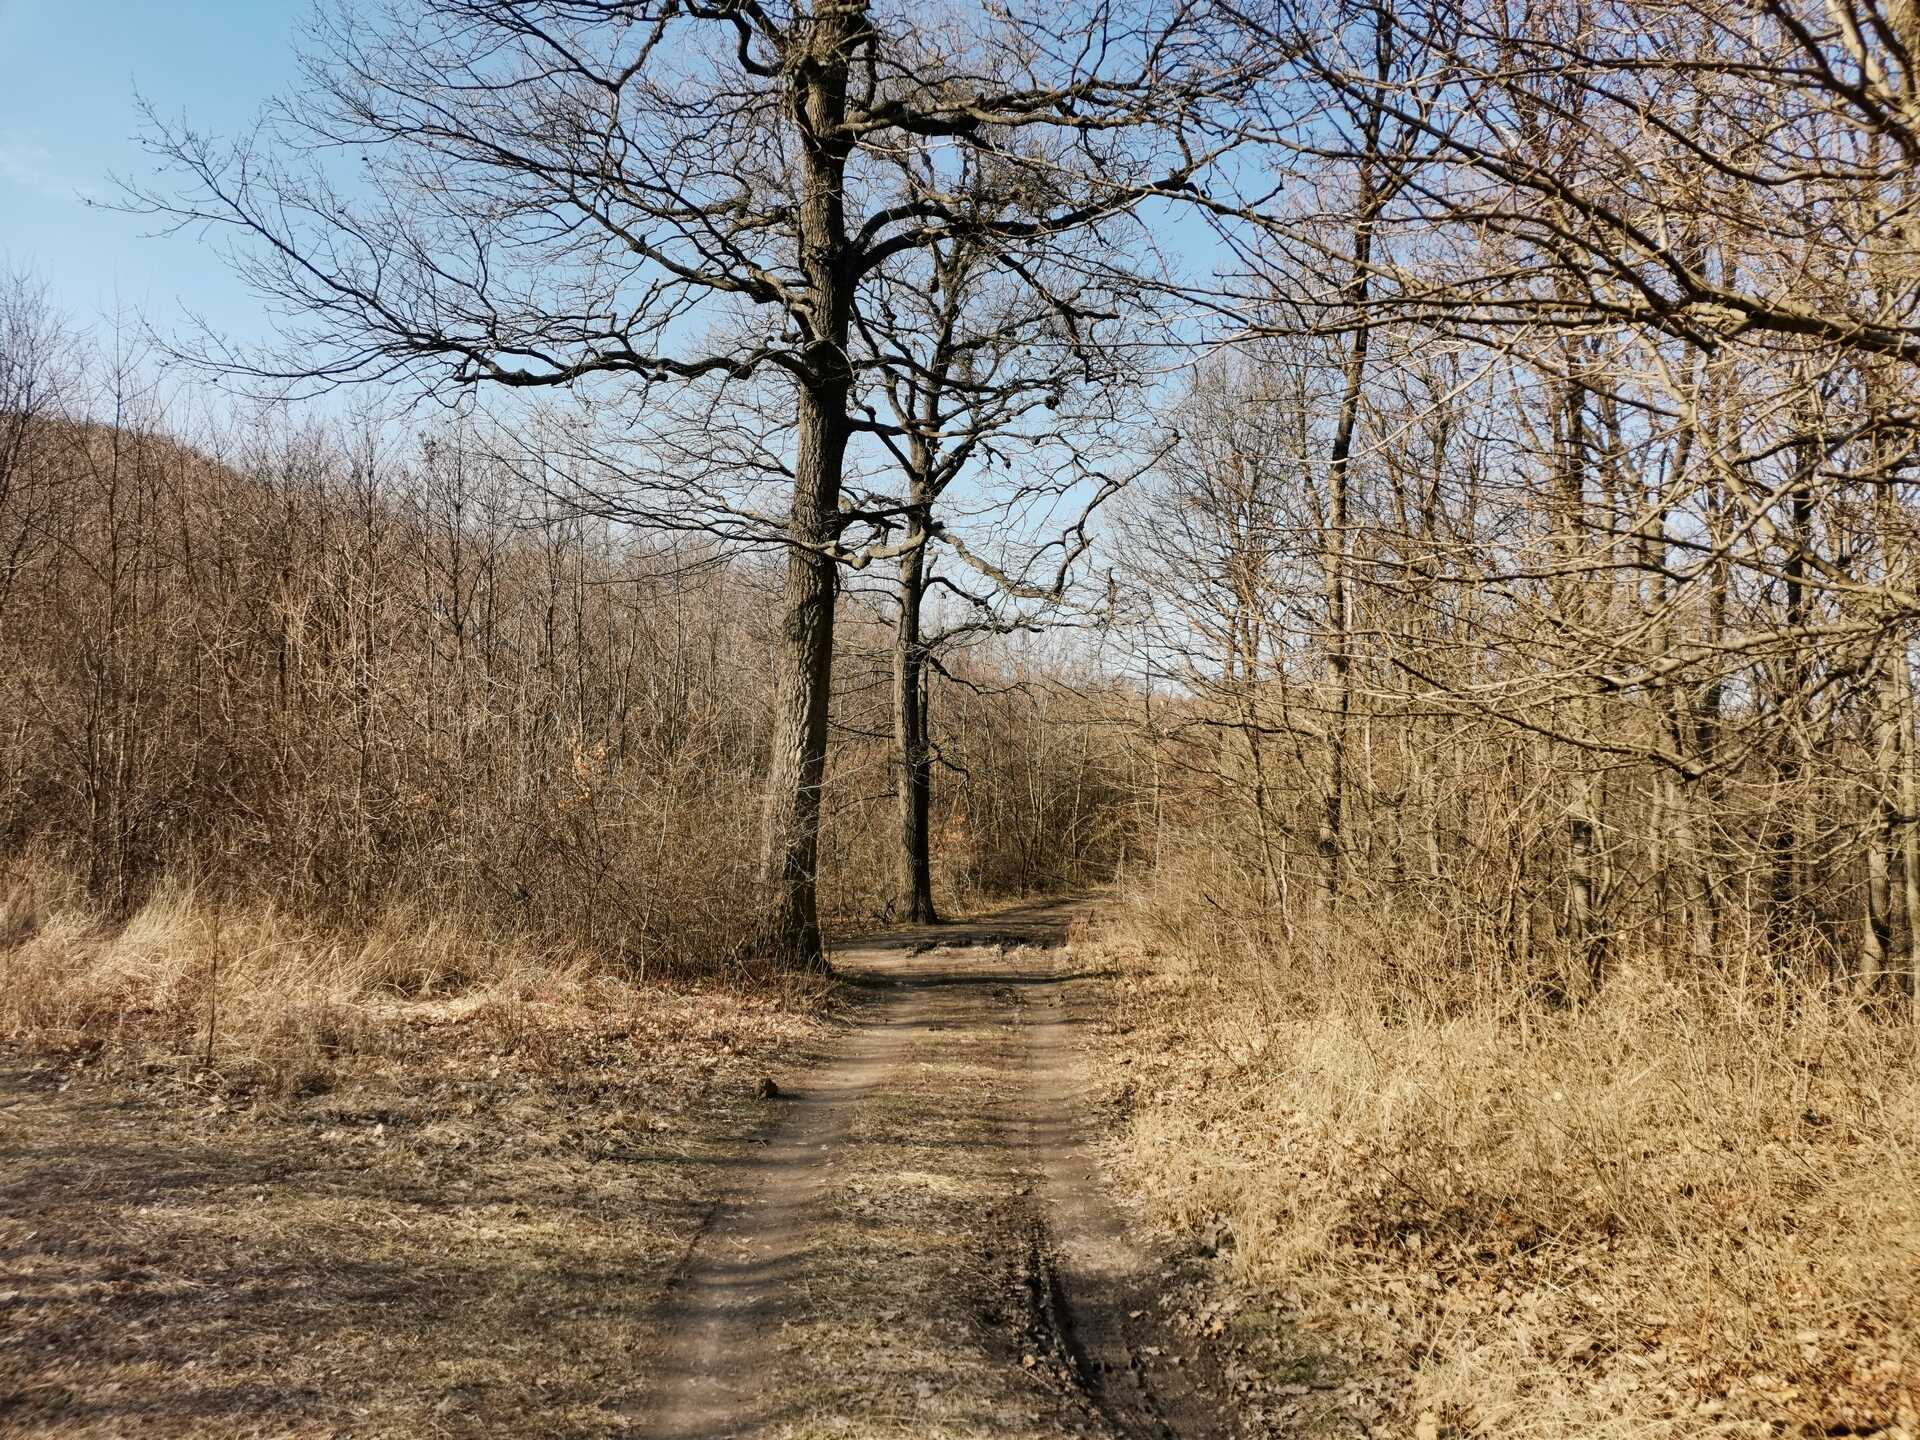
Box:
[0,860,832,1437]
[0,860,821,1097]
[1091,895,1920,1439]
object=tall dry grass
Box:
[0,860,617,1094]
[1098,886,1920,1438]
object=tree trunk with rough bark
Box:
[893,500,938,924]
[756,2,861,971]
[1898,641,1920,1023]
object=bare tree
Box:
[120,0,1247,967]
[0,269,73,621]
[851,149,1159,922]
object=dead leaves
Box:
[1084,936,1920,1439]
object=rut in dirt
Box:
[639,899,1233,1440]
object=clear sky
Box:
[0,0,304,344]
[0,0,1233,391]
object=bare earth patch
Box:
[0,981,826,1437]
[640,900,1238,1439]
[2,899,1236,1439]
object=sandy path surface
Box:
[642,898,1233,1439]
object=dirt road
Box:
[641,898,1231,1439]
[0,899,1229,1438]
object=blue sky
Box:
[0,0,1234,396]
[0,0,302,343]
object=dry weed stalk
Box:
[1096,887,1920,1437]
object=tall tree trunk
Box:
[1321,346,1357,907]
[756,2,860,971]
[1898,640,1920,1022]
[1320,171,1375,909]
[759,382,848,970]
[1863,645,1899,994]
[893,503,938,923]
[1770,446,1815,972]
[1694,470,1731,967]
[1556,359,1606,995]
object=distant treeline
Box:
[0,316,1126,968]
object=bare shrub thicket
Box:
[1092,0,1920,1427]
[1099,899,1920,1436]
[0,308,1119,1014]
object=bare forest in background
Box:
[61,0,1920,1011]
[0,294,1127,974]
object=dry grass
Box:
[1088,894,1920,1439]
[0,860,827,1097]
[0,864,833,1437]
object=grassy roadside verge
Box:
[1081,899,1920,1439]
[0,876,829,1437]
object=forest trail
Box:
[641,897,1232,1440]
[0,898,1234,1438]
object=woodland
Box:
[3,0,1919,1435]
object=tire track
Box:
[640,965,938,1439]
[1019,949,1234,1440]
[638,900,1233,1439]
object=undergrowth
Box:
[1093,890,1920,1439]
[0,861,829,1096]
